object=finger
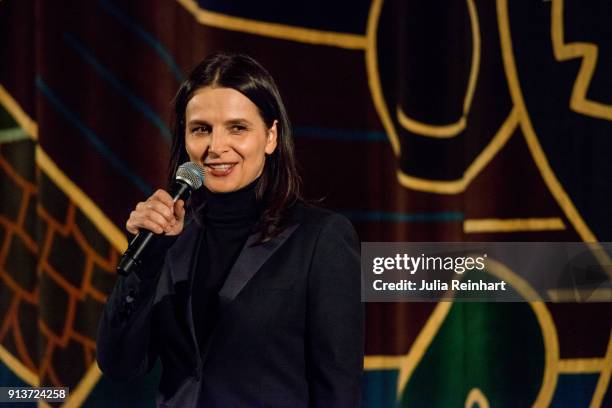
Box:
[135,201,148,211]
[126,213,139,235]
[137,218,165,235]
[127,211,166,235]
[174,200,185,221]
[126,210,146,234]
[151,189,174,209]
[144,198,175,223]
[141,208,172,231]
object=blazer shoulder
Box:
[291,203,358,239]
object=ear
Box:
[265,120,278,154]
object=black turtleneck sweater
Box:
[191,179,261,355]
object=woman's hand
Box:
[126,189,186,236]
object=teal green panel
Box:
[400,302,545,407]
[363,369,399,408]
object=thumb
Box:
[174,199,186,222]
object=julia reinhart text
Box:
[373,279,507,291]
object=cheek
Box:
[185,138,204,160]
[241,142,267,171]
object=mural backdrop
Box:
[0,0,611,406]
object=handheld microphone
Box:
[117,162,205,276]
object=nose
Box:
[208,128,229,156]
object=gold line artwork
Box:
[483,259,559,408]
[0,88,40,387]
[589,331,612,408]
[396,107,466,139]
[0,86,127,254]
[0,85,121,408]
[0,85,38,140]
[558,356,608,373]
[464,388,490,408]
[366,0,517,194]
[394,300,454,397]
[551,0,612,121]
[496,0,612,281]
[363,355,403,370]
[365,0,399,154]
[62,364,103,408]
[496,0,597,244]
[369,4,612,402]
[35,150,127,253]
[385,257,561,406]
[463,217,566,233]
[176,0,367,50]
[396,0,481,138]
[394,108,518,194]
[0,344,38,386]
[1,1,610,405]
[362,2,587,403]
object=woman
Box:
[97,52,363,407]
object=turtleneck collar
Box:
[202,178,261,228]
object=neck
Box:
[202,178,261,227]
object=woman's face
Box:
[184,86,277,193]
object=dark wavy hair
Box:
[168,52,302,241]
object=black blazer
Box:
[96,204,364,407]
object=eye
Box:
[229,124,248,134]
[191,125,211,135]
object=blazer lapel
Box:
[218,223,300,308]
[154,221,203,304]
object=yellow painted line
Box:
[0,344,39,386]
[176,0,366,49]
[464,217,565,233]
[589,332,612,408]
[397,106,467,138]
[0,84,124,403]
[396,301,454,397]
[394,108,519,194]
[62,363,102,408]
[0,85,38,140]
[465,388,490,408]
[0,83,128,253]
[497,0,598,245]
[392,256,560,406]
[551,0,612,120]
[365,0,399,154]
[364,355,403,370]
[558,357,606,374]
[35,148,128,252]
[497,0,612,282]
[395,0,481,139]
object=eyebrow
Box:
[225,118,253,126]
[186,119,209,126]
[186,118,254,127]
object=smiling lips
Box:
[205,162,237,177]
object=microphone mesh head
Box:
[176,162,205,189]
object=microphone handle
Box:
[116,230,156,276]
[116,180,192,276]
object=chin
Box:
[206,180,240,193]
